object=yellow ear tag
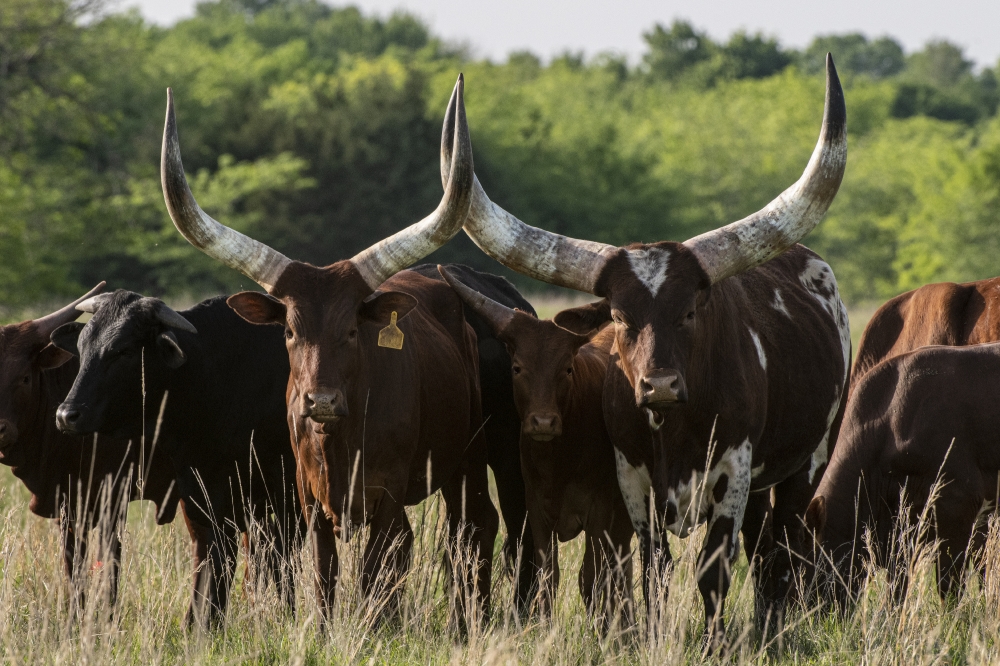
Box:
[378,311,404,350]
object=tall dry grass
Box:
[1,459,999,664]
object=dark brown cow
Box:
[851,276,1000,392]
[806,342,1000,603]
[441,268,633,630]
[447,56,850,645]
[160,77,499,622]
[0,283,178,606]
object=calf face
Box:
[51,291,197,438]
[439,266,608,441]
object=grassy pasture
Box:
[0,294,991,664]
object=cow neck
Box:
[14,360,93,518]
[815,431,885,555]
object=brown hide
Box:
[0,319,178,603]
[230,265,498,617]
[601,244,850,635]
[475,300,634,627]
[851,277,1000,391]
[811,342,1000,601]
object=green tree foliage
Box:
[1,0,1000,314]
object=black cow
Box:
[52,292,300,625]
[0,283,178,608]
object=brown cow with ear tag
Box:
[440,266,634,632]
[161,75,499,625]
[0,282,178,608]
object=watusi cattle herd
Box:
[0,54,996,649]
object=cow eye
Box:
[21,374,29,385]
[566,367,573,376]
[512,365,521,376]
[284,328,294,340]
[348,329,358,340]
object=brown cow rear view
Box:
[807,341,1000,603]
[852,277,1000,389]
[441,267,634,631]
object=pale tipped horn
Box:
[32,282,107,340]
[438,265,516,334]
[683,53,847,284]
[348,75,475,290]
[161,89,291,292]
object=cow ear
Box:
[554,299,612,336]
[358,290,418,326]
[806,496,827,539]
[37,343,76,370]
[50,322,85,357]
[227,291,286,325]
[157,331,187,369]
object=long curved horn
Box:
[32,282,107,340]
[683,53,847,284]
[161,89,291,292]
[349,75,475,290]
[438,265,516,334]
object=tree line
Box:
[2,0,999,314]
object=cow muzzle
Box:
[637,369,687,408]
[55,403,86,434]
[302,390,349,423]
[523,412,562,442]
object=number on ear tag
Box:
[378,311,404,350]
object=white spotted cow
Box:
[444,56,851,646]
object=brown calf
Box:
[0,283,178,607]
[441,269,634,630]
[160,77,499,622]
[807,342,1000,602]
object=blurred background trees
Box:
[1,0,999,312]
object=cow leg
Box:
[361,498,413,624]
[181,506,210,627]
[440,461,500,631]
[485,414,536,614]
[307,504,339,620]
[935,499,980,601]
[697,445,751,653]
[761,468,816,635]
[741,491,776,635]
[524,496,555,619]
[204,524,240,624]
[268,513,296,612]
[60,519,88,613]
[100,524,124,609]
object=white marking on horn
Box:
[748,328,767,371]
[626,247,671,297]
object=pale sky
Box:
[123,0,1000,68]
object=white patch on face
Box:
[626,247,671,297]
[808,397,842,484]
[614,448,652,535]
[799,257,851,376]
[748,328,766,371]
[665,438,752,556]
[772,289,790,317]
